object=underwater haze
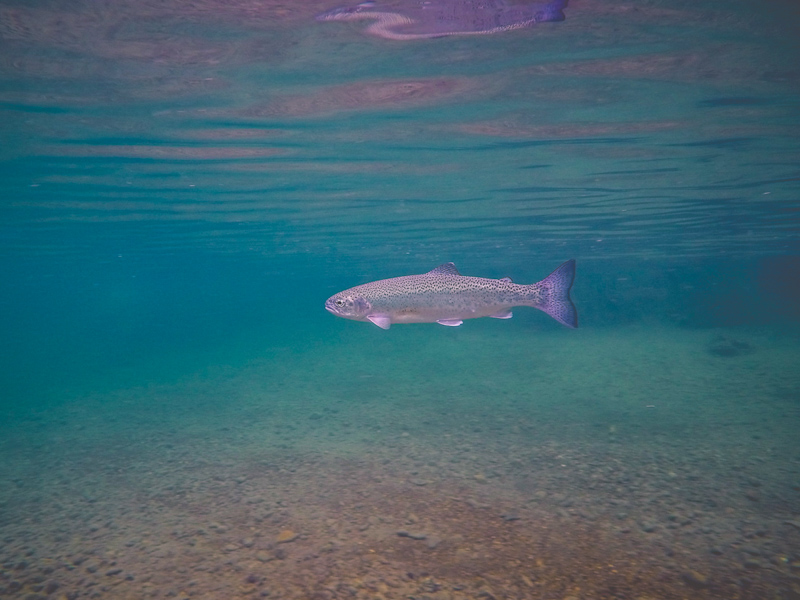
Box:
[1,0,800,598]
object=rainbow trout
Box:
[325,260,577,329]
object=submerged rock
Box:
[707,335,754,357]
[276,530,299,543]
[396,530,427,540]
[682,570,710,588]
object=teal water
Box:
[1,0,799,598]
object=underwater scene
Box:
[1,0,799,598]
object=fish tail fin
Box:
[529,259,577,328]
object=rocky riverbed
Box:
[1,325,798,599]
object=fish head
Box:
[325,291,372,320]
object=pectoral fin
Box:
[367,314,392,329]
[489,310,513,319]
[436,319,463,327]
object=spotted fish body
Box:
[325,260,577,329]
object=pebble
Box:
[500,513,520,522]
[396,530,427,540]
[743,559,761,569]
[255,551,273,562]
[682,570,709,588]
[6,581,22,593]
[209,522,228,534]
[425,537,441,550]
[276,530,298,543]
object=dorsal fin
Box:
[425,262,460,276]
[500,276,513,283]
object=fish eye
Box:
[335,299,344,306]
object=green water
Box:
[0,0,799,598]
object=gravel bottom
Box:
[1,325,798,599]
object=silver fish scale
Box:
[350,274,534,312]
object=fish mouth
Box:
[324,299,337,314]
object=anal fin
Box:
[436,319,463,327]
[489,310,513,319]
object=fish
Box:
[325,259,577,329]
[315,0,569,41]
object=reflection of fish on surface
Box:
[325,260,577,330]
[316,0,569,40]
